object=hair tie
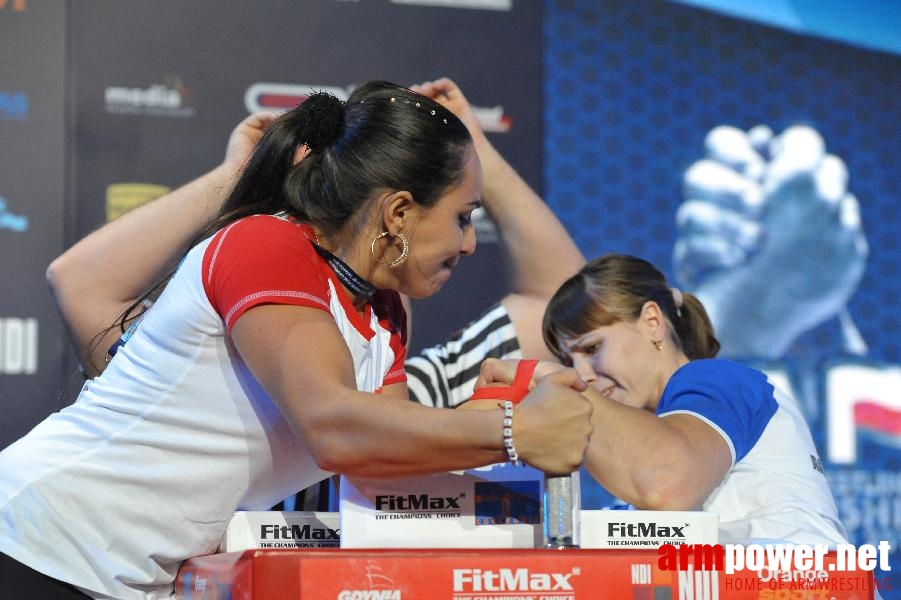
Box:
[296,91,345,152]
[670,287,683,317]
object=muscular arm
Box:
[582,388,732,510]
[230,304,592,477]
[46,112,276,376]
[482,139,582,359]
[475,126,584,306]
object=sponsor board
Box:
[0,317,37,375]
[0,91,27,121]
[175,547,878,599]
[470,104,512,133]
[0,196,28,232]
[216,508,717,552]
[104,78,194,117]
[106,183,171,222]
[339,464,550,548]
[244,83,352,112]
[390,0,512,10]
[580,509,719,548]
[244,83,512,134]
[825,362,901,465]
[0,0,26,11]
[220,511,340,552]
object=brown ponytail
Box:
[543,254,720,362]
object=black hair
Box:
[203,81,472,240]
[88,81,473,375]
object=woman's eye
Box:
[584,343,600,355]
[458,213,473,228]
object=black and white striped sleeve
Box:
[405,302,522,408]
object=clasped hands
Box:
[460,358,595,475]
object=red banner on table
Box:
[176,548,879,599]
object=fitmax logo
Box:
[453,568,578,592]
[259,524,338,540]
[609,522,687,538]
[374,494,461,511]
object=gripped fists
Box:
[470,358,593,476]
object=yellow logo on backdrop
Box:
[106,183,170,222]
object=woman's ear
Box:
[641,300,666,342]
[381,190,417,232]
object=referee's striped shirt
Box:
[405,303,522,408]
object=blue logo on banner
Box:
[0,197,28,232]
[0,91,28,121]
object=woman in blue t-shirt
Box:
[533,253,848,546]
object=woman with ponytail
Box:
[0,82,594,600]
[482,253,849,548]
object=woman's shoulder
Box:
[677,357,759,376]
[670,358,768,392]
[661,358,780,455]
[200,214,323,286]
[218,213,311,236]
[207,215,317,257]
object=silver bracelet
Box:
[502,400,523,466]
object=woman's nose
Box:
[461,224,477,255]
[570,355,596,385]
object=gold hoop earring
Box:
[371,231,409,269]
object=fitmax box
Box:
[580,509,719,548]
[219,511,340,552]
[220,501,715,552]
[339,463,557,549]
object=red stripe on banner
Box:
[257,94,307,109]
[854,401,901,435]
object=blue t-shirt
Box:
[655,359,848,546]
[657,358,777,463]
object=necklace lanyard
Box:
[312,243,378,302]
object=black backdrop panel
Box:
[0,3,68,448]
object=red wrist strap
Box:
[469,359,539,405]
